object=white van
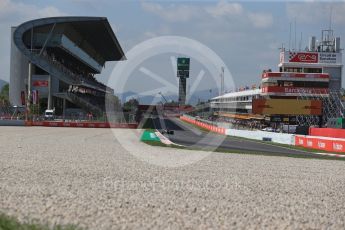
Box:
[44,109,54,120]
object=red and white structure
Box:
[261,72,330,97]
[279,29,342,90]
[211,29,343,121]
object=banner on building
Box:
[280,51,342,64]
[252,99,322,115]
[261,86,328,95]
[32,90,39,105]
[289,52,318,63]
[32,80,48,87]
[21,91,26,106]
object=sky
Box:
[0,0,345,97]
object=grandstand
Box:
[10,17,125,118]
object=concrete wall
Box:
[0,120,25,126]
[225,129,295,145]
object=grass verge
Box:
[0,213,82,230]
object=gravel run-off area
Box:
[1,126,345,229]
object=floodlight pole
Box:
[220,66,225,96]
[48,75,52,110]
[26,62,33,121]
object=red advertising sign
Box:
[310,128,345,139]
[295,135,345,153]
[180,116,225,135]
[32,80,48,87]
[289,52,318,63]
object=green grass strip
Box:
[0,213,82,230]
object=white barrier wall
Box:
[0,120,25,126]
[225,128,295,145]
[181,115,295,145]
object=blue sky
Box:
[0,0,344,96]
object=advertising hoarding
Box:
[280,51,342,64]
[252,99,322,115]
[289,52,318,63]
[32,80,48,87]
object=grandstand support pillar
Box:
[26,62,33,121]
[47,75,52,110]
[63,98,66,120]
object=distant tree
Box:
[0,84,9,97]
[123,98,139,111]
[0,84,9,105]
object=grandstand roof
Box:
[16,16,126,62]
[212,89,261,100]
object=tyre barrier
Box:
[180,116,225,135]
[25,121,138,129]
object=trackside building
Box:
[211,29,343,127]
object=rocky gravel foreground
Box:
[0,127,345,229]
